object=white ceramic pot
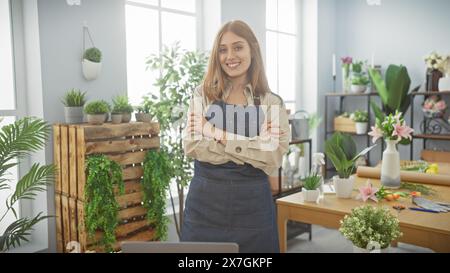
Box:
[381,139,401,189]
[333,176,355,199]
[353,244,390,253]
[355,122,368,134]
[438,76,450,92]
[302,188,320,203]
[350,84,367,94]
[82,59,102,81]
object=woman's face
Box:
[219,31,252,80]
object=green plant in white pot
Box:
[351,110,369,134]
[82,47,102,81]
[84,100,110,125]
[302,173,321,202]
[351,75,370,94]
[61,89,86,124]
[112,95,133,123]
[325,132,376,198]
[340,205,402,253]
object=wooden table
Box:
[277,175,450,253]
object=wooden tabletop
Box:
[277,176,450,235]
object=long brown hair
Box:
[203,20,270,102]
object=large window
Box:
[0,0,19,235]
[125,0,199,106]
[266,0,297,114]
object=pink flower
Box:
[341,57,353,65]
[357,181,379,202]
[368,126,383,144]
[392,123,414,141]
[435,100,447,111]
[423,102,433,110]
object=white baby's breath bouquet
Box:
[424,51,449,75]
[339,205,402,249]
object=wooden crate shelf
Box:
[53,122,160,253]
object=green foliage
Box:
[84,100,110,115]
[61,89,87,107]
[136,95,156,114]
[352,75,370,86]
[351,110,368,123]
[303,173,321,190]
[351,61,365,74]
[369,65,411,117]
[0,118,55,251]
[400,182,436,196]
[112,95,133,114]
[325,132,376,179]
[142,149,174,240]
[339,205,402,249]
[84,155,124,252]
[145,42,208,237]
[83,47,102,63]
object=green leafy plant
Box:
[84,155,124,252]
[351,110,368,123]
[303,173,321,190]
[61,89,87,107]
[339,205,402,249]
[369,64,411,119]
[84,100,110,115]
[325,132,376,179]
[0,118,55,251]
[351,60,366,74]
[112,95,133,114]
[145,41,208,237]
[352,75,370,86]
[136,95,156,114]
[400,182,436,196]
[142,149,174,240]
[83,47,102,63]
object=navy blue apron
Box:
[181,101,280,253]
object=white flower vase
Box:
[438,76,450,92]
[355,122,368,134]
[342,67,351,94]
[82,59,102,81]
[381,139,401,189]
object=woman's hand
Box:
[187,112,225,141]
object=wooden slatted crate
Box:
[53,122,160,253]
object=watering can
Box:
[291,110,309,140]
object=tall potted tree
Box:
[0,118,55,251]
[145,42,208,238]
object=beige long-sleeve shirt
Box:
[183,84,290,176]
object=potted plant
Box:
[351,110,369,134]
[112,95,133,123]
[110,110,122,124]
[135,96,153,123]
[301,173,321,202]
[0,118,55,251]
[84,100,110,125]
[61,89,87,124]
[422,95,447,119]
[339,205,402,253]
[351,75,370,94]
[82,47,102,81]
[325,132,376,198]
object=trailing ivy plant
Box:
[145,42,208,237]
[142,149,174,240]
[84,155,124,252]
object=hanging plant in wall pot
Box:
[82,47,102,81]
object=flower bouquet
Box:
[368,111,414,145]
[422,95,447,119]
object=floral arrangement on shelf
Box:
[351,110,369,123]
[424,51,450,75]
[368,111,414,145]
[339,205,402,250]
[422,95,447,119]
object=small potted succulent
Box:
[340,205,402,253]
[61,88,87,124]
[84,100,110,125]
[112,95,133,123]
[351,110,369,134]
[135,96,152,123]
[82,47,102,81]
[301,173,321,203]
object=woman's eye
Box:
[234,46,242,51]
[219,48,227,54]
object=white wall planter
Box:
[355,122,368,134]
[333,176,355,199]
[82,59,102,81]
[302,188,320,203]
